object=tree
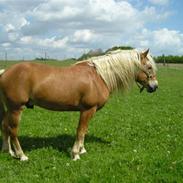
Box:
[77,46,134,61]
[77,48,104,61]
[105,46,134,53]
[155,55,183,64]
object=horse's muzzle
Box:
[147,80,158,93]
[147,86,157,93]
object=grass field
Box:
[0,61,183,182]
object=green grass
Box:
[0,61,183,182]
[0,59,76,69]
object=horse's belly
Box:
[34,100,81,111]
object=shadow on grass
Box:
[0,134,110,157]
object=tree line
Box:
[78,47,183,64]
[155,55,183,64]
[33,46,183,64]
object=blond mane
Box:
[77,49,156,92]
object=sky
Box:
[0,0,183,60]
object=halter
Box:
[136,81,145,93]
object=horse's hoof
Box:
[72,154,80,161]
[9,150,16,158]
[80,147,87,155]
[20,155,29,161]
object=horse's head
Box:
[136,49,158,93]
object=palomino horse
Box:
[0,49,158,161]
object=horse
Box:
[0,49,158,161]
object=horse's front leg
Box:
[72,106,96,161]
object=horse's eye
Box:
[148,66,152,70]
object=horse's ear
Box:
[141,48,149,58]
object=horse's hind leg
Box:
[1,129,15,157]
[0,102,10,153]
[1,112,16,157]
[3,109,28,161]
[72,107,96,161]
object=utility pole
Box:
[5,51,7,61]
[163,54,165,66]
[44,51,47,63]
[5,51,7,67]
[45,51,47,60]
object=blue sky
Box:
[0,0,183,60]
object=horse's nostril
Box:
[147,85,157,93]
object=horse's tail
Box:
[0,69,6,130]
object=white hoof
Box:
[9,150,16,158]
[72,154,80,161]
[80,147,87,154]
[20,155,29,161]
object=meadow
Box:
[0,61,183,183]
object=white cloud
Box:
[126,28,183,55]
[1,42,11,47]
[19,18,30,28]
[89,0,138,22]
[153,28,182,48]
[0,0,182,59]
[0,11,29,30]
[0,0,45,12]
[20,36,33,44]
[33,5,81,21]
[8,32,19,42]
[73,29,96,43]
[39,37,69,48]
[149,0,170,5]
[20,36,68,48]
[29,0,143,34]
[5,24,15,32]
[142,6,171,22]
